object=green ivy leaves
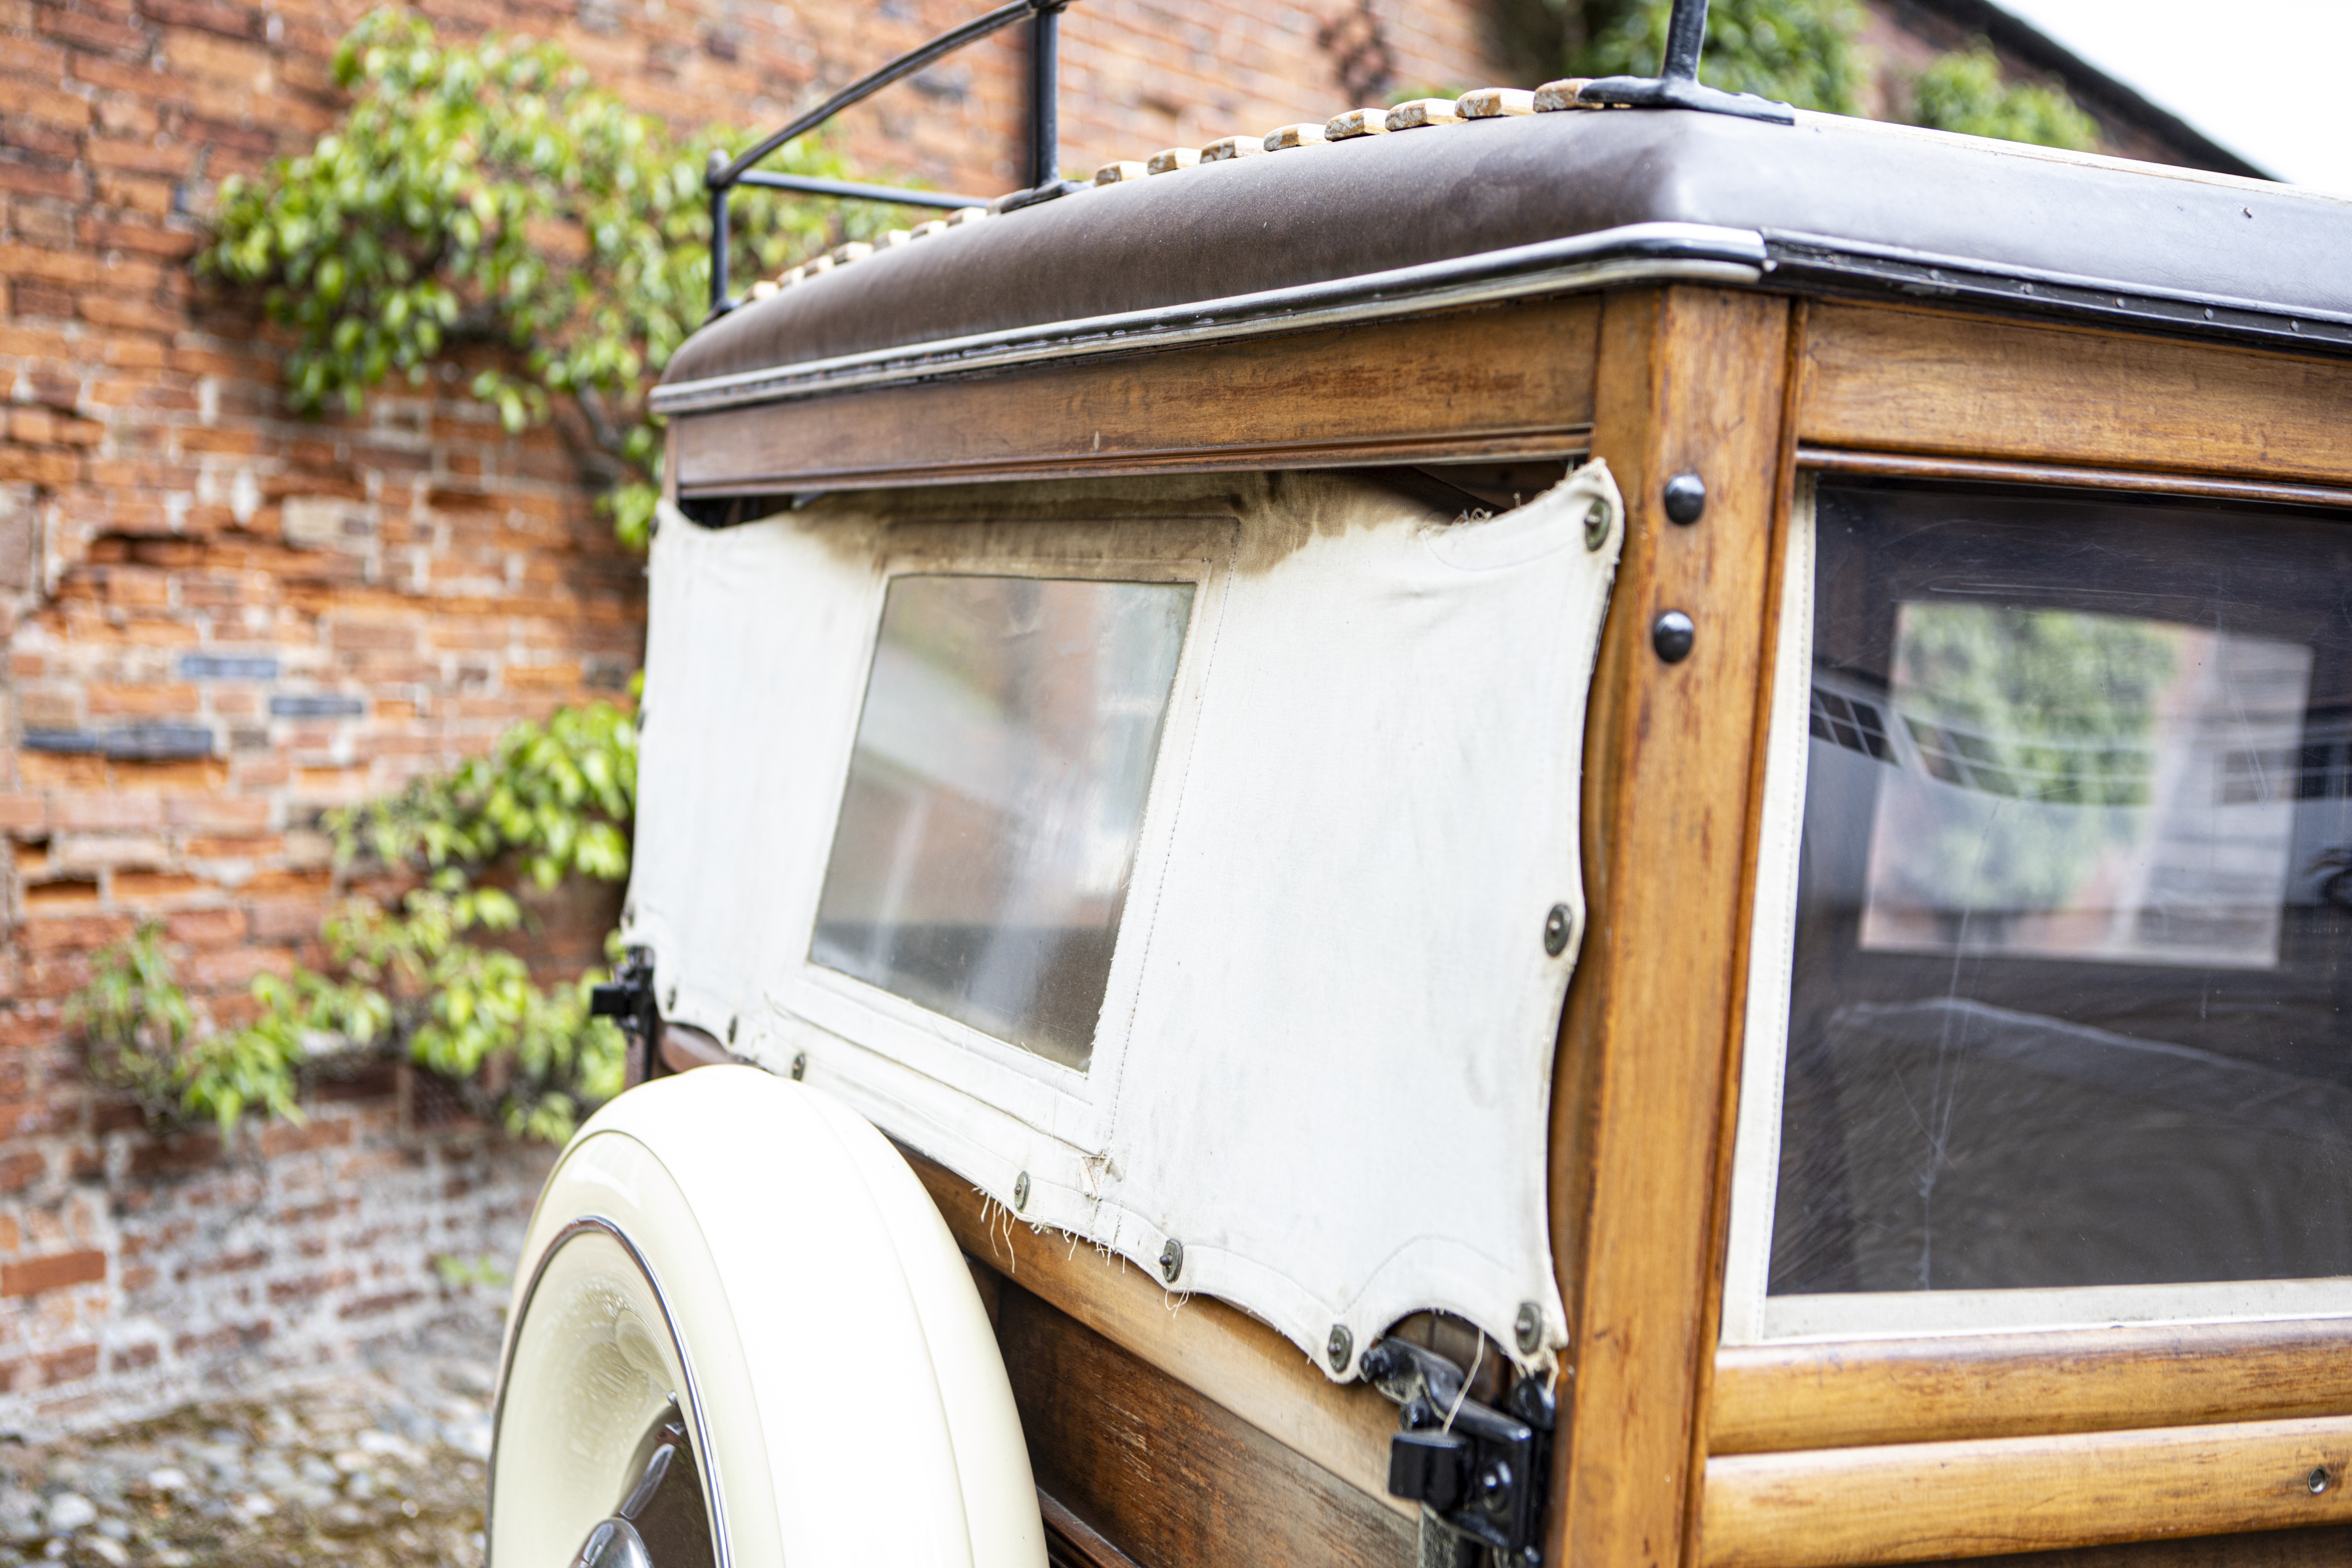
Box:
[333,700,637,891]
[73,702,639,1144]
[205,9,894,550]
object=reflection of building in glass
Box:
[810,574,1192,1070]
[1835,604,2311,972]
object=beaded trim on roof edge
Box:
[742,82,1590,301]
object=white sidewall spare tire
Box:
[489,1065,1044,1568]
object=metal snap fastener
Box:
[1515,1301,1543,1354]
[1543,905,1572,958]
[1582,498,1611,551]
[789,1052,806,1081]
[1653,610,1696,664]
[1013,1171,1031,1212]
[1328,1324,1353,1372]
[1663,472,1706,525]
[1159,1238,1183,1283]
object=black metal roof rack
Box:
[703,0,1075,317]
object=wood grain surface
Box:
[997,1279,1418,1568]
[1795,447,2352,509]
[906,1153,1405,1513]
[1932,1525,2352,1568]
[1701,1418,2352,1568]
[671,298,1600,493]
[1713,1321,2352,1456]
[1547,285,1793,1568]
[1798,304,2352,485]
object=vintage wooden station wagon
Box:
[485,3,2352,1566]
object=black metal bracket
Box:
[1576,0,1795,125]
[591,948,664,1088]
[1361,1337,1556,1564]
[703,0,1077,318]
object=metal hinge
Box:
[1361,1337,1556,1566]
[590,948,664,1086]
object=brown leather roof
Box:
[658,107,2352,394]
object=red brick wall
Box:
[0,0,1517,1430]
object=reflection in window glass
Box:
[811,575,1192,1069]
[1771,485,2352,1298]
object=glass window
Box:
[1771,483,2352,1300]
[811,574,1193,1070]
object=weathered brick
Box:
[35,1343,98,1385]
[0,1152,46,1194]
[50,791,163,831]
[0,1249,106,1297]
[38,4,148,53]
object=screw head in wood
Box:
[1159,1238,1183,1283]
[1328,1324,1353,1372]
[1653,610,1696,664]
[1013,1171,1031,1211]
[2312,1468,2331,1495]
[1663,471,1707,525]
[1544,904,1573,958]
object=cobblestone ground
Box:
[0,1326,500,1568]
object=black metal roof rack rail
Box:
[704,0,1075,317]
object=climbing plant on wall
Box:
[77,12,911,1143]
[204,10,888,549]
[75,704,640,1142]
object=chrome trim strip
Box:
[1763,230,2352,353]
[487,1216,731,1568]
[647,221,1768,414]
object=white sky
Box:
[1995,0,2352,193]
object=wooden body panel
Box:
[1713,1323,2352,1456]
[652,290,2352,1568]
[672,298,1599,495]
[998,1281,1416,1568]
[1702,1419,2352,1568]
[1796,304,2352,485]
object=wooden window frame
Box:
[1688,303,2352,1568]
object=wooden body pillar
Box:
[1548,285,1797,1568]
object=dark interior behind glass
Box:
[1771,483,2352,1297]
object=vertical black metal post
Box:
[707,149,734,315]
[1660,0,1708,81]
[1028,4,1060,191]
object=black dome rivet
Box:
[1653,610,1696,664]
[1662,472,1706,525]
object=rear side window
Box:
[1741,482,2352,1337]
[810,574,1193,1070]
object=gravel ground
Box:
[0,1342,500,1568]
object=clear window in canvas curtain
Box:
[811,574,1192,1070]
[1771,484,2352,1303]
